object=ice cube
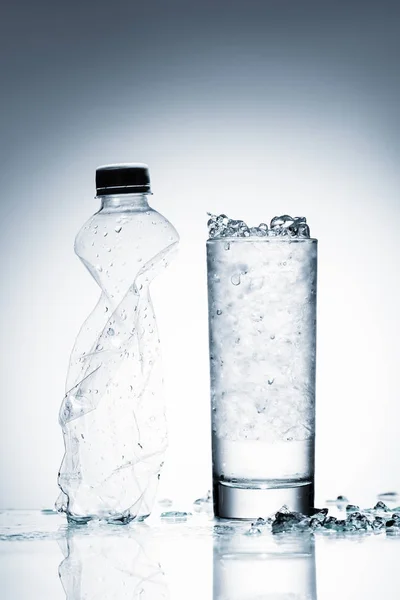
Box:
[272,508,306,533]
[346,504,360,513]
[297,223,310,238]
[346,512,370,531]
[270,215,294,229]
[373,501,389,512]
[160,511,191,522]
[246,526,262,536]
[372,516,386,530]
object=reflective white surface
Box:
[1,509,400,599]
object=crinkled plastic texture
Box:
[57,200,179,523]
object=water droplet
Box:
[107,328,115,336]
[283,261,287,266]
[103,232,108,237]
[105,306,109,312]
[94,389,98,394]
[216,309,222,315]
[268,378,275,385]
[224,242,230,251]
[106,247,111,252]
[138,257,143,262]
[95,265,103,272]
[231,274,241,286]
[115,226,122,233]
[270,334,275,340]
[96,344,103,351]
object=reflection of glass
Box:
[213,532,317,600]
[207,238,317,518]
[58,526,169,600]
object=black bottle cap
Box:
[96,163,151,195]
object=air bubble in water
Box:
[231,274,241,286]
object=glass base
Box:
[213,478,314,519]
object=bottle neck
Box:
[98,193,150,212]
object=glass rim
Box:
[206,237,318,243]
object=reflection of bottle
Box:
[213,533,317,600]
[58,526,169,600]
[57,164,179,523]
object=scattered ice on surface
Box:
[272,508,309,533]
[372,517,386,530]
[245,526,262,536]
[345,512,371,531]
[158,498,173,508]
[252,517,270,527]
[160,511,192,522]
[323,517,339,530]
[326,495,349,505]
[267,503,400,535]
[207,214,311,239]
[385,518,400,534]
[373,501,389,512]
[346,504,360,513]
[377,491,399,502]
[193,491,213,512]
[214,524,236,535]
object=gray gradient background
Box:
[1,0,399,509]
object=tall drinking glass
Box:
[207,236,317,518]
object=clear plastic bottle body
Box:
[57,193,179,523]
[207,237,317,518]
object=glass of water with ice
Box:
[207,214,317,519]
